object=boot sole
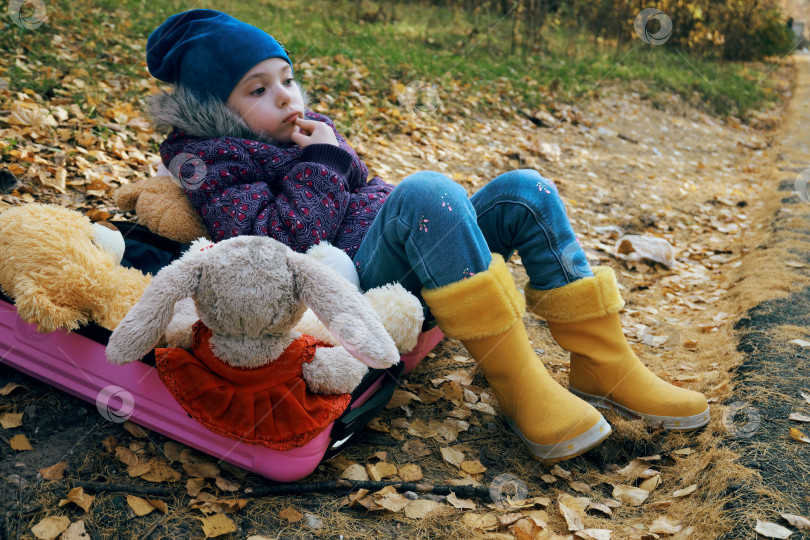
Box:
[504,415,612,462]
[570,388,710,431]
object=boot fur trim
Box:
[421,254,524,340]
[525,266,625,323]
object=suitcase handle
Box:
[325,361,405,455]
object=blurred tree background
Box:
[359,0,796,61]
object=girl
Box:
[145,9,709,461]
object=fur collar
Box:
[145,85,311,145]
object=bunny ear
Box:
[105,252,203,364]
[286,251,399,369]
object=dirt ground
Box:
[1,54,805,538]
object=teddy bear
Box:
[114,165,208,244]
[105,235,409,449]
[0,203,152,333]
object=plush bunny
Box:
[106,235,400,382]
[105,235,401,449]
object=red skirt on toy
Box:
[155,321,351,450]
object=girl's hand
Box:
[290,117,339,148]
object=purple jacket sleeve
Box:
[162,120,356,251]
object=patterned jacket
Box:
[147,87,394,258]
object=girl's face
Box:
[226,57,305,143]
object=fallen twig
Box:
[74,478,494,501]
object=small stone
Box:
[24,405,36,420]
[422,494,446,503]
[404,491,419,500]
[0,170,19,194]
[7,474,27,486]
[303,513,323,530]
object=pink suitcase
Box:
[0,222,444,481]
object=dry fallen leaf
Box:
[447,492,476,510]
[639,474,662,493]
[781,513,810,530]
[0,382,26,396]
[386,389,420,409]
[187,477,207,497]
[0,412,23,428]
[10,433,33,451]
[39,462,68,480]
[649,516,682,534]
[367,461,398,481]
[672,484,698,498]
[61,519,90,540]
[398,463,423,482]
[215,475,240,492]
[184,461,221,479]
[789,427,810,443]
[198,513,237,538]
[462,513,500,531]
[801,391,810,406]
[755,519,793,539]
[440,446,465,468]
[115,446,139,467]
[408,419,438,438]
[374,486,410,512]
[551,464,572,479]
[341,463,370,481]
[279,506,303,523]
[30,516,70,540]
[559,494,586,531]
[404,499,445,519]
[59,487,94,513]
[122,421,150,438]
[575,529,612,540]
[402,439,431,457]
[127,495,158,516]
[460,460,486,475]
[612,484,650,506]
[789,413,810,423]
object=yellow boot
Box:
[526,266,710,431]
[422,254,611,461]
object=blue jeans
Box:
[353,169,593,308]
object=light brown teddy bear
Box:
[114,174,209,244]
[0,203,152,332]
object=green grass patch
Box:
[1,0,789,122]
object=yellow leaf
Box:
[460,460,486,475]
[10,433,33,451]
[0,412,24,429]
[215,475,240,492]
[115,446,139,467]
[39,462,68,480]
[187,477,207,497]
[790,427,810,443]
[30,516,70,540]
[398,463,423,482]
[612,484,649,506]
[198,513,237,538]
[126,495,157,516]
[279,506,303,523]
[183,461,221,479]
[447,492,476,510]
[403,499,445,519]
[59,487,94,513]
[0,382,26,396]
[440,446,464,468]
[672,484,698,497]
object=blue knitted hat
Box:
[147,9,293,103]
